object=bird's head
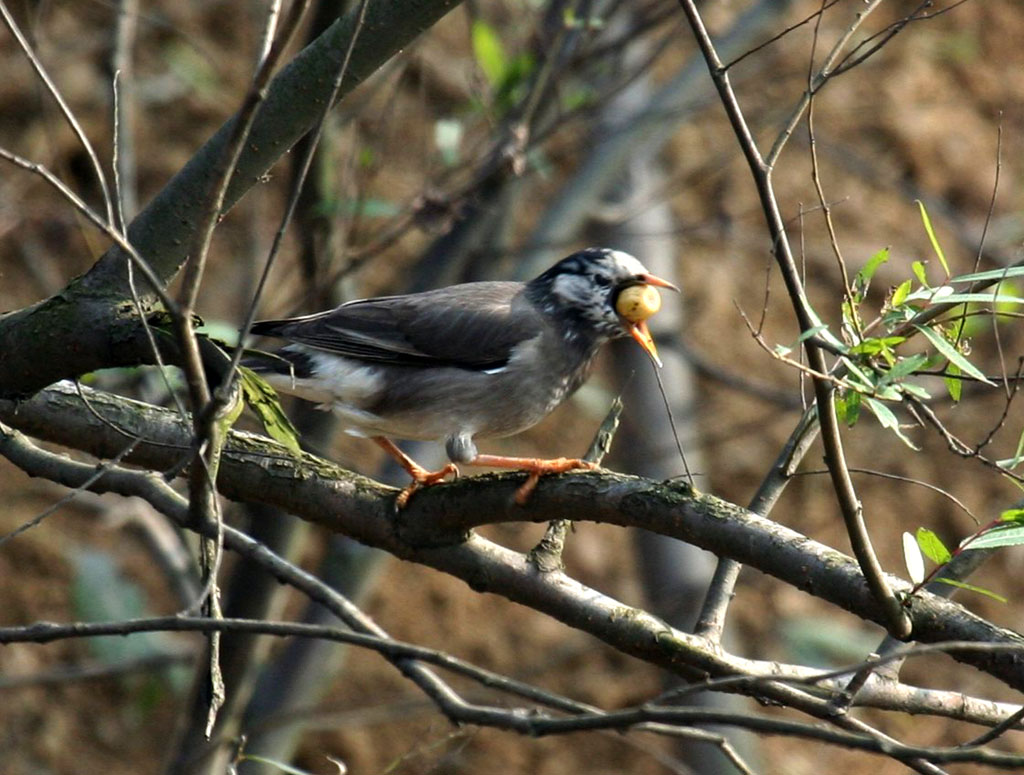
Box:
[526,248,679,366]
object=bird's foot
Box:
[373,437,460,508]
[395,461,460,508]
[514,458,598,505]
[468,454,598,505]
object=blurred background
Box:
[1,1,1023,773]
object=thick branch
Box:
[0,0,460,399]
[2,382,1022,693]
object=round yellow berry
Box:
[615,284,662,323]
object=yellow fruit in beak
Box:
[616,284,662,323]
[616,284,666,367]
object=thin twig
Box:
[229,0,372,383]
[675,0,911,638]
[0,1,115,225]
[764,0,888,170]
[110,0,139,223]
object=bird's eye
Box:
[593,274,612,288]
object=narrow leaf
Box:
[915,527,952,564]
[797,323,831,344]
[882,353,929,383]
[912,260,930,287]
[949,265,1024,284]
[903,532,925,584]
[916,200,950,277]
[835,390,861,427]
[841,358,876,391]
[944,362,963,402]
[997,428,1024,471]
[996,455,1024,471]
[900,382,931,400]
[913,324,994,386]
[965,524,1024,550]
[933,578,1007,603]
[471,20,507,88]
[999,508,1024,524]
[848,336,906,356]
[905,289,1024,306]
[855,247,891,291]
[863,396,919,450]
[239,366,302,455]
[891,279,912,308]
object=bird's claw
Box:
[394,462,460,508]
[513,458,599,505]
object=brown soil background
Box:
[2,2,1024,773]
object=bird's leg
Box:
[373,437,459,507]
[466,454,599,505]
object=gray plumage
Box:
[249,248,675,467]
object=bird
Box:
[248,247,678,506]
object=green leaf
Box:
[891,279,913,308]
[217,382,246,437]
[841,299,860,331]
[913,324,994,386]
[944,362,963,402]
[494,52,535,111]
[997,428,1024,471]
[238,366,302,455]
[915,527,952,564]
[900,382,931,400]
[863,396,919,449]
[949,265,1024,284]
[932,577,1007,603]
[916,200,950,277]
[881,353,929,383]
[471,20,507,88]
[855,247,891,293]
[903,532,925,584]
[874,385,902,401]
[798,324,832,344]
[841,357,877,391]
[835,390,861,427]
[847,336,906,356]
[965,524,1024,550]
[999,508,1024,524]
[905,288,1024,305]
[912,260,930,287]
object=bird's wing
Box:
[250,282,543,370]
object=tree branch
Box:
[0,0,461,400]
[3,382,1022,693]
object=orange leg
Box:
[467,454,598,505]
[373,437,459,507]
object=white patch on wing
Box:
[260,350,381,406]
[481,365,507,375]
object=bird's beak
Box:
[628,319,662,367]
[626,273,679,368]
[638,273,681,293]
